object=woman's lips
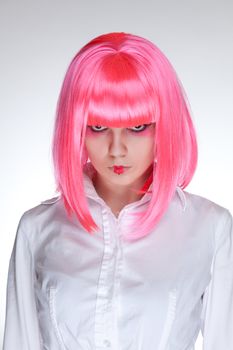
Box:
[110,165,131,174]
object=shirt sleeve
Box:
[200,209,233,349]
[2,215,42,350]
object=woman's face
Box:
[84,123,156,188]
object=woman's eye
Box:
[129,124,150,132]
[89,125,107,132]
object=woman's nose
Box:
[108,130,127,157]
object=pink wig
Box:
[52,32,198,241]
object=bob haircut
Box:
[52,31,198,241]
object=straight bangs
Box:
[52,32,198,242]
[85,52,159,128]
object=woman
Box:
[3,32,233,349]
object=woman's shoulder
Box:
[26,194,61,213]
[11,195,63,250]
[18,195,62,230]
[40,195,61,205]
[179,188,231,223]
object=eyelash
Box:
[88,124,151,133]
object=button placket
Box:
[94,208,120,349]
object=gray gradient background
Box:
[0,0,232,348]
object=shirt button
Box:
[103,339,111,347]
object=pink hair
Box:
[52,32,198,241]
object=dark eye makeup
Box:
[88,123,152,133]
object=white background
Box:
[0,0,232,348]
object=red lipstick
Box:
[113,165,124,174]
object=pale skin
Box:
[84,123,156,217]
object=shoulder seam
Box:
[41,195,61,205]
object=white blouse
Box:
[3,163,233,350]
